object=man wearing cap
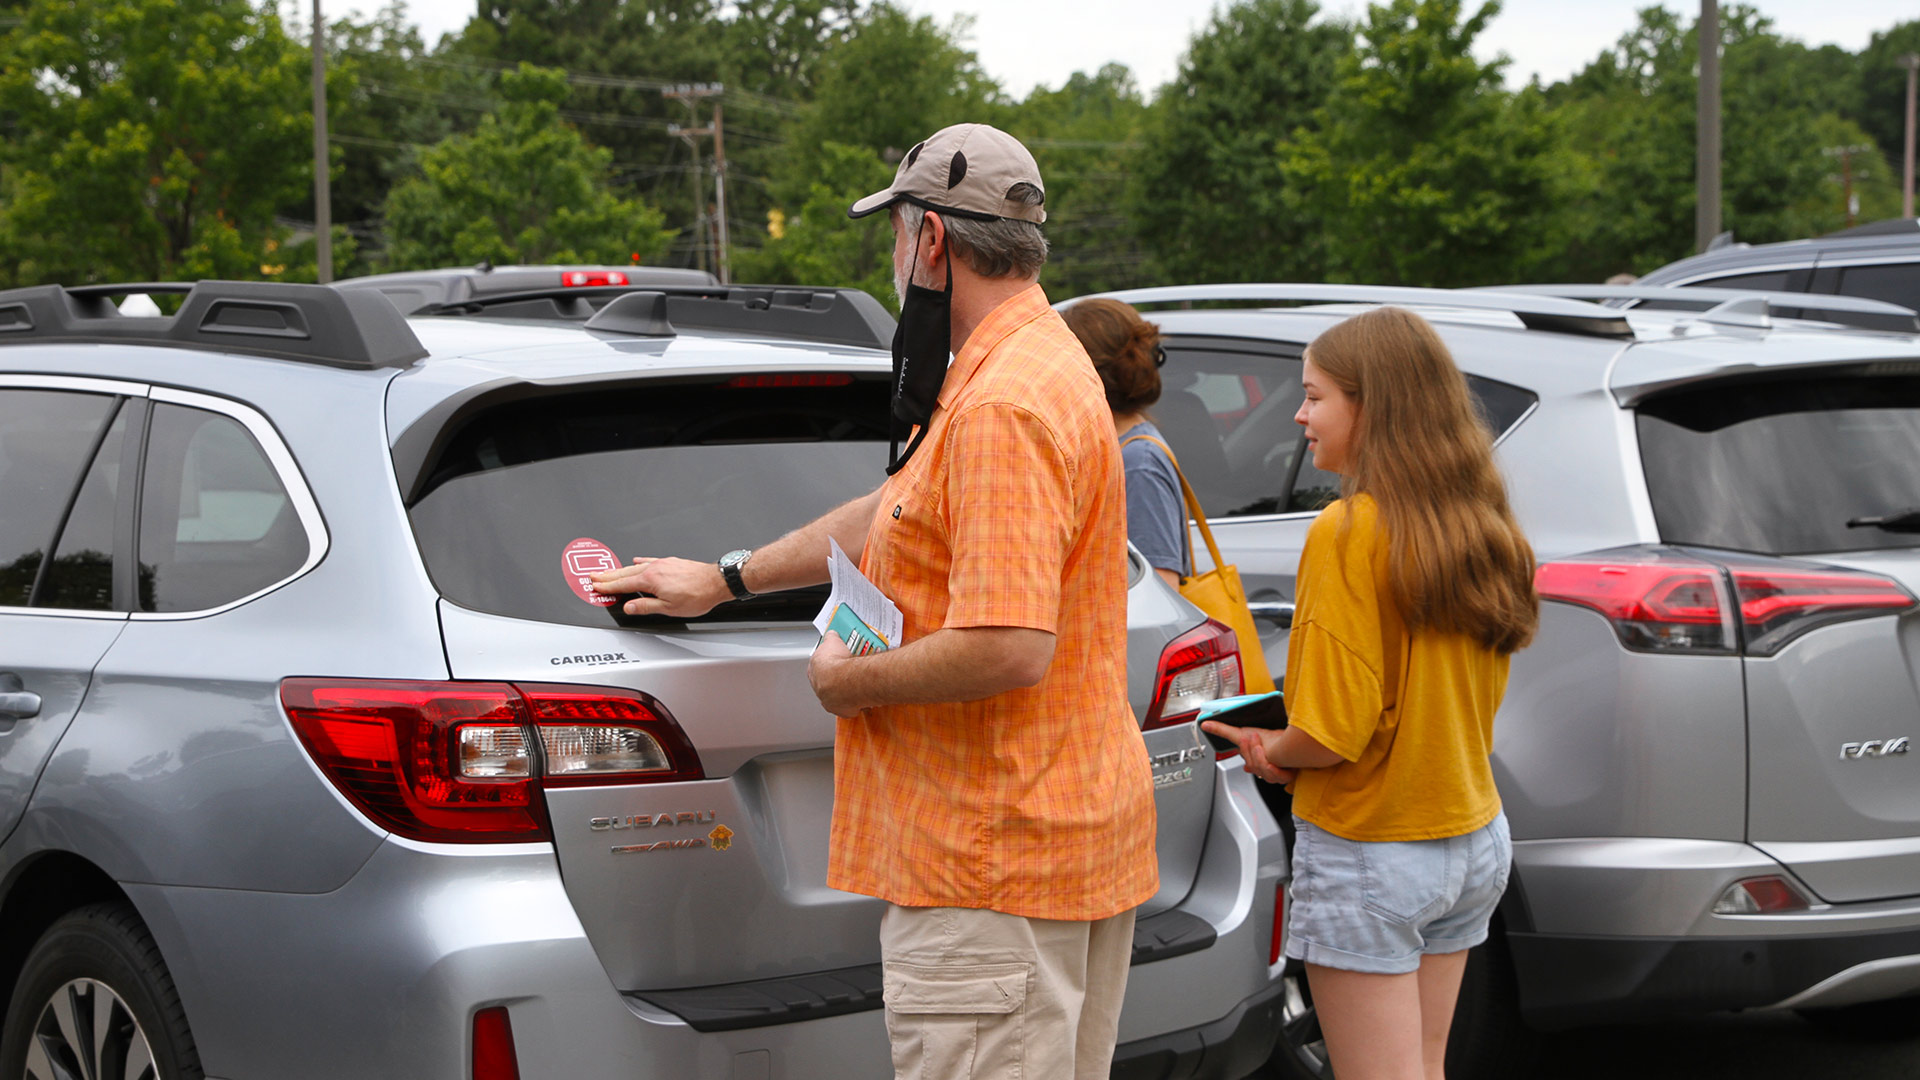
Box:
[588,123,1157,1079]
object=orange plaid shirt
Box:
[827,283,1159,921]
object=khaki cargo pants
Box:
[879,903,1136,1080]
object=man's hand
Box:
[808,632,860,717]
[1199,721,1298,786]
[589,556,729,618]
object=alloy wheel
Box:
[23,978,157,1080]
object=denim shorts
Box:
[1283,811,1511,975]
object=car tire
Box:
[1795,995,1920,1039]
[1444,928,1542,1080]
[0,902,203,1080]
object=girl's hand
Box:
[1200,720,1298,785]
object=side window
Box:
[0,390,121,608]
[138,403,307,613]
[1833,264,1920,331]
[38,406,129,610]
[1284,374,1537,513]
[1155,343,1305,518]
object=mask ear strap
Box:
[886,424,930,476]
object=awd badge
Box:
[708,824,735,851]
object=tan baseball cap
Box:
[847,123,1047,224]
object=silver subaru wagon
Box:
[1054,283,1920,1078]
[0,280,1287,1080]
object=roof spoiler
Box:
[1061,284,1635,340]
[418,284,896,351]
[1484,284,1920,333]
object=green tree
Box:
[0,0,312,284]
[1010,64,1152,299]
[1539,6,1843,279]
[731,140,895,306]
[384,64,673,268]
[1855,21,1920,178]
[1130,0,1350,284]
[782,2,1003,177]
[1280,0,1557,287]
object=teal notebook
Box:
[826,603,890,656]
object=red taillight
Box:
[1144,618,1242,729]
[563,270,629,287]
[519,684,704,787]
[726,372,856,389]
[1726,565,1915,656]
[472,1006,521,1080]
[1712,875,1811,915]
[1535,551,1734,653]
[1270,884,1286,966]
[282,680,704,843]
[1537,546,1915,656]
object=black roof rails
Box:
[417,284,896,351]
[0,280,428,370]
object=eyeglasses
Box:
[1153,343,1167,368]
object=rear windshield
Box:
[408,376,892,627]
[1638,371,1920,554]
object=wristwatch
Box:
[718,549,755,600]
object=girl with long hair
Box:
[1203,306,1539,1080]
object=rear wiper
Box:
[1847,508,1920,532]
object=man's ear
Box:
[921,211,947,270]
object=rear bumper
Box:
[1507,836,1920,1027]
[1113,979,1284,1080]
[1509,926,1920,1027]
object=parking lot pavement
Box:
[1533,1012,1920,1079]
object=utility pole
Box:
[1903,53,1918,220]
[1696,0,1721,253]
[311,0,331,283]
[1824,144,1872,227]
[665,83,728,282]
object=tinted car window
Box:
[39,405,128,610]
[0,390,120,607]
[138,403,308,612]
[1638,374,1920,554]
[1285,374,1537,514]
[1155,343,1306,518]
[408,378,892,627]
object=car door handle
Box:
[0,673,40,720]
[1247,601,1294,629]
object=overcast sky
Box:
[379,0,1914,97]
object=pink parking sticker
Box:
[562,538,621,607]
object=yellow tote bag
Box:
[1122,434,1277,694]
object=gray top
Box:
[1119,421,1192,577]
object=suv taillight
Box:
[1536,547,1915,656]
[1144,618,1243,729]
[282,679,704,843]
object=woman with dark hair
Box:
[1062,298,1188,588]
[1204,306,1539,1080]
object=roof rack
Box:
[1063,284,1635,340]
[1483,284,1920,332]
[418,284,896,351]
[0,280,428,370]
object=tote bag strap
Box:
[1120,432,1227,578]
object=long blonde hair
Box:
[1308,307,1539,654]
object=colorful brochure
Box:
[812,538,903,654]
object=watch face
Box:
[721,549,750,568]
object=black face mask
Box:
[887,217,952,475]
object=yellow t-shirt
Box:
[1283,495,1507,842]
